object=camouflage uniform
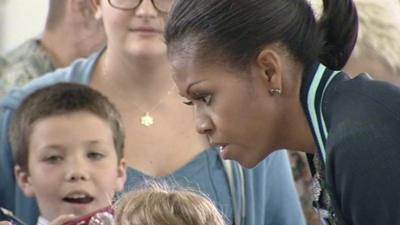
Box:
[0,38,55,98]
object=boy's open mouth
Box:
[63,192,94,204]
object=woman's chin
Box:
[127,42,167,58]
[237,158,260,169]
[228,151,261,168]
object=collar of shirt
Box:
[37,216,49,225]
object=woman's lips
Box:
[130,27,161,35]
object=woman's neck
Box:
[90,50,208,176]
[92,50,176,106]
[280,62,317,154]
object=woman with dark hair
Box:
[0,1,305,225]
[165,0,400,224]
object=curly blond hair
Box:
[115,183,226,225]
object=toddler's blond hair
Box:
[115,183,226,225]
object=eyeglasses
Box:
[108,0,174,12]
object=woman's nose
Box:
[135,0,158,18]
[195,110,214,135]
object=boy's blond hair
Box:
[115,183,226,225]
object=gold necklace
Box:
[102,56,175,127]
[133,86,175,127]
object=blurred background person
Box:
[343,0,400,85]
[0,0,105,98]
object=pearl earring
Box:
[269,88,282,96]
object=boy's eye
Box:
[45,155,63,164]
[87,151,105,160]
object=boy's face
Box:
[15,111,126,221]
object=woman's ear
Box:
[256,47,283,96]
[89,0,103,20]
[66,0,89,19]
[14,165,35,198]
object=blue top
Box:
[124,149,233,224]
[0,51,305,225]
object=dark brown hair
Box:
[165,0,358,73]
[9,83,125,171]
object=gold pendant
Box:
[141,113,154,127]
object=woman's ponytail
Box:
[318,0,358,70]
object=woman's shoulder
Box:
[325,72,400,120]
[325,74,400,224]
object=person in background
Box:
[115,183,226,225]
[0,58,5,68]
[0,0,305,225]
[0,0,105,98]
[287,151,319,225]
[343,0,400,85]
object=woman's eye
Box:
[87,152,104,160]
[45,155,63,164]
[195,95,212,105]
[201,95,212,104]
[183,94,212,106]
[183,100,193,106]
[193,94,212,105]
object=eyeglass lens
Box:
[109,0,173,12]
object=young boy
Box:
[115,182,226,225]
[9,83,127,225]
